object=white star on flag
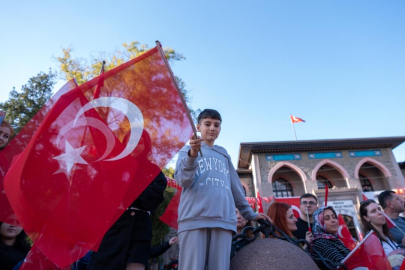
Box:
[53,141,88,178]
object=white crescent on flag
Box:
[53,97,144,178]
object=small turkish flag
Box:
[257,192,264,213]
[290,115,305,123]
[337,214,356,250]
[385,213,397,229]
[342,231,391,270]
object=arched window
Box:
[359,174,374,192]
[272,178,293,197]
[316,175,333,190]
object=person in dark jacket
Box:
[89,130,167,270]
[0,222,30,270]
[150,237,178,258]
[310,206,350,270]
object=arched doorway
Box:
[359,174,374,191]
[272,177,294,197]
[316,175,333,190]
[355,158,392,191]
[268,162,307,197]
[312,160,350,189]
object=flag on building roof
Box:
[290,115,305,123]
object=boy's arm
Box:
[228,158,272,222]
[228,160,258,221]
[174,146,198,188]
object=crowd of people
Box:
[2,109,405,270]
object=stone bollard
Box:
[230,238,319,270]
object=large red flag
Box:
[4,44,193,267]
[20,244,70,270]
[342,231,392,270]
[274,197,301,218]
[337,214,356,250]
[0,80,78,226]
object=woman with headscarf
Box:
[310,206,350,270]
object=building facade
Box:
[237,137,405,239]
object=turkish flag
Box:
[290,115,305,123]
[337,214,356,251]
[257,192,265,213]
[274,197,301,218]
[4,44,193,267]
[342,231,392,270]
[385,213,397,229]
[159,189,181,230]
[0,80,78,226]
[20,244,70,270]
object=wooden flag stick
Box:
[306,207,312,232]
[156,40,202,157]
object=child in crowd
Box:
[175,109,271,270]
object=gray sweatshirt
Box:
[174,143,258,233]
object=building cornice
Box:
[238,136,405,170]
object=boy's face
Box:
[197,118,221,143]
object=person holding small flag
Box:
[360,199,405,268]
[310,206,350,270]
[293,193,317,242]
[174,109,271,270]
[378,190,405,247]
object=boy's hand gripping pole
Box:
[156,40,202,157]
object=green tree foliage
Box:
[56,42,194,246]
[162,167,175,179]
[0,70,56,134]
[150,187,175,246]
[55,41,199,122]
[149,167,175,246]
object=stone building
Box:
[237,136,405,239]
[400,161,405,179]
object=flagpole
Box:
[156,40,202,156]
[290,115,297,141]
[340,230,374,265]
[385,213,405,235]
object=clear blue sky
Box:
[1,0,404,167]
